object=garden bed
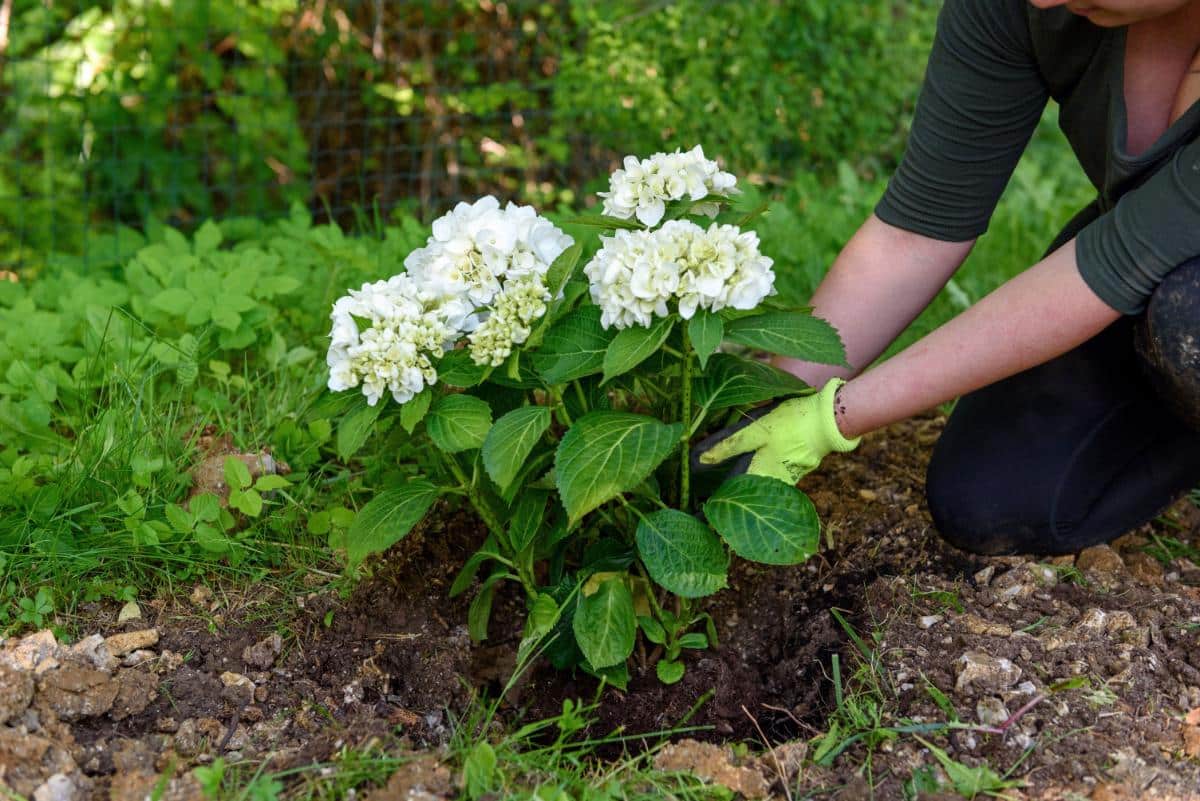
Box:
[2,415,1199,800]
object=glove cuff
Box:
[816,378,861,453]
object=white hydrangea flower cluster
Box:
[466,276,552,366]
[326,275,465,406]
[328,196,574,403]
[402,196,572,366]
[599,145,738,228]
[584,220,775,330]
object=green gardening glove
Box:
[695,378,861,483]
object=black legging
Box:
[926,258,1200,556]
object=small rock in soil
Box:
[1076,544,1126,575]
[122,649,158,668]
[117,601,142,623]
[68,635,118,672]
[32,773,82,801]
[111,670,159,721]
[955,650,1022,693]
[918,615,943,629]
[365,753,453,801]
[242,634,282,670]
[1123,551,1165,586]
[37,666,120,720]
[2,630,62,674]
[0,662,35,724]
[104,629,159,658]
[975,696,1010,727]
[956,613,1013,638]
[973,565,996,587]
[219,671,255,706]
[0,728,79,796]
[173,718,223,757]
[654,739,770,799]
[110,772,204,801]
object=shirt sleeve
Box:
[875,0,1049,241]
[1076,137,1200,314]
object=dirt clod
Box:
[37,666,119,721]
[654,739,770,799]
[1076,544,1126,575]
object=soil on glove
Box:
[3,415,1200,801]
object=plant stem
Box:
[442,452,507,544]
[679,326,694,512]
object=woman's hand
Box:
[693,379,859,483]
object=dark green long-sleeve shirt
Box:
[875,0,1200,315]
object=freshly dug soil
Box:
[3,415,1200,800]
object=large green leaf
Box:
[481,406,551,492]
[555,412,682,525]
[336,400,383,460]
[694,354,811,411]
[635,510,729,598]
[532,306,612,383]
[346,480,439,567]
[687,310,724,370]
[426,395,492,453]
[703,474,819,565]
[602,316,674,384]
[725,312,847,366]
[572,576,636,669]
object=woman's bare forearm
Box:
[773,214,975,384]
[835,239,1121,438]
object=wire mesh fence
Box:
[0,0,939,271]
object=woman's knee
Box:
[1135,255,1200,430]
[925,439,1040,555]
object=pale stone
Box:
[69,635,117,672]
[976,696,1011,727]
[957,613,1013,638]
[103,629,159,657]
[33,773,79,801]
[955,650,1022,693]
[117,601,142,623]
[2,630,62,674]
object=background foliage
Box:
[0,0,940,267]
[0,0,1099,626]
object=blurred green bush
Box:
[0,0,939,268]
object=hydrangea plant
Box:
[327,148,847,686]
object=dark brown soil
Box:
[5,414,1200,800]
